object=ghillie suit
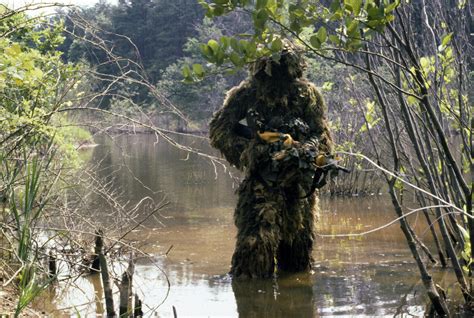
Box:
[209,42,334,278]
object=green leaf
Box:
[368,6,384,20]
[230,37,240,52]
[267,0,278,14]
[347,19,359,37]
[385,0,400,13]
[230,52,243,67]
[215,49,226,65]
[322,81,334,91]
[29,68,43,80]
[330,0,341,13]
[441,33,453,47]
[207,39,220,54]
[270,38,282,52]
[352,0,363,15]
[394,178,404,191]
[200,43,212,57]
[182,64,191,78]
[246,40,257,56]
[329,34,341,45]
[407,95,418,106]
[254,9,269,29]
[316,26,327,44]
[310,35,321,49]
[239,39,249,52]
[213,6,225,16]
[420,56,430,70]
[256,0,268,10]
[220,36,230,48]
[192,64,204,77]
[6,43,22,56]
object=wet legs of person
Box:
[276,193,316,272]
[230,178,283,279]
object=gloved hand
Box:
[257,131,296,149]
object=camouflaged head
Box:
[250,40,306,81]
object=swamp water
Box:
[36,134,456,317]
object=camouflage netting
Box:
[209,41,334,278]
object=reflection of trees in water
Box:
[88,134,237,222]
[313,264,425,316]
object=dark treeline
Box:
[60,0,205,106]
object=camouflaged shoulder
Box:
[209,80,253,170]
[297,80,334,154]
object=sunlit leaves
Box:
[438,32,453,52]
[458,224,472,274]
[256,0,268,10]
[310,26,327,49]
[192,0,401,78]
[270,37,282,52]
[321,81,334,91]
[1,8,86,163]
[253,8,269,30]
[353,0,363,16]
[208,39,220,54]
[359,100,380,133]
[184,36,261,81]
[418,56,436,79]
[181,64,192,79]
[192,63,204,77]
[406,95,418,106]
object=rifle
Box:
[235,120,294,147]
[300,154,350,199]
[235,120,350,196]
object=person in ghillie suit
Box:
[209,41,334,278]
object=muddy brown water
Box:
[36,134,457,317]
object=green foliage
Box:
[0,7,88,314]
[0,8,89,163]
[359,100,380,133]
[184,0,401,80]
[458,224,472,274]
[159,20,245,128]
[4,150,57,316]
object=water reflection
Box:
[36,134,448,316]
[232,274,315,318]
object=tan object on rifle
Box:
[257,131,294,148]
[315,154,350,173]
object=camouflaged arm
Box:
[209,83,250,170]
[303,84,334,155]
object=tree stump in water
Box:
[119,254,134,317]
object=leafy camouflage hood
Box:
[249,40,307,107]
[249,40,306,81]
